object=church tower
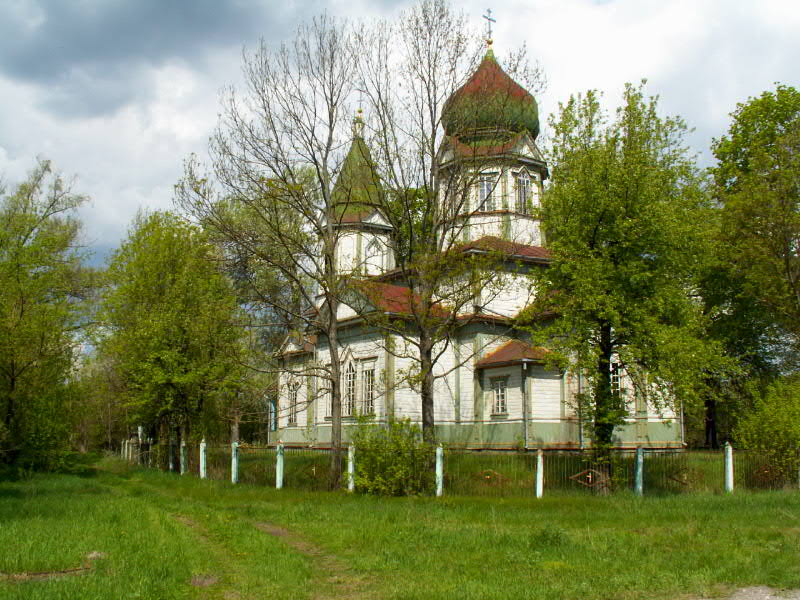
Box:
[438,41,548,247]
[330,110,393,276]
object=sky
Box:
[1,0,798,264]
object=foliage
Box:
[0,159,92,469]
[529,82,725,449]
[735,376,800,485]
[350,417,435,496]
[98,211,243,440]
[711,84,800,351]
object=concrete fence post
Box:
[634,447,644,496]
[347,444,355,492]
[435,445,444,497]
[535,449,544,499]
[199,439,207,479]
[724,442,734,493]
[121,440,126,460]
[231,441,239,484]
[180,440,187,475]
[276,444,284,490]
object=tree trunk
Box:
[327,296,344,490]
[420,336,436,444]
[593,321,616,458]
[704,397,719,449]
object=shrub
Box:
[350,417,435,496]
[735,376,800,486]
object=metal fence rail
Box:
[119,439,799,497]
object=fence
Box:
[119,439,800,497]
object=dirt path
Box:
[254,522,373,600]
[721,589,800,600]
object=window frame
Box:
[287,380,299,426]
[344,362,357,417]
[515,170,531,214]
[478,172,498,212]
[361,362,376,415]
[490,377,508,415]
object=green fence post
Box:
[276,444,284,490]
[535,449,544,499]
[180,440,187,475]
[199,439,207,479]
[435,445,444,497]
[347,444,355,492]
[724,442,734,493]
[231,441,239,484]
[634,446,644,496]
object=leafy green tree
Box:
[0,159,91,469]
[712,84,800,350]
[99,211,243,444]
[735,375,800,486]
[528,83,724,453]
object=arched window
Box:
[288,380,300,425]
[344,363,357,417]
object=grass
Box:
[2,457,800,599]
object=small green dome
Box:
[442,49,539,140]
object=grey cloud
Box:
[0,0,326,116]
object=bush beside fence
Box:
[119,439,800,497]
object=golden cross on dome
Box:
[482,8,496,42]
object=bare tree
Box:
[176,16,358,487]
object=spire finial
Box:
[352,107,365,139]
[482,8,496,45]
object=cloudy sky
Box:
[1,0,798,263]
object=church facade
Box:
[276,46,682,450]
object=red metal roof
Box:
[459,236,550,261]
[358,282,450,317]
[476,339,549,368]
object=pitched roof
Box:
[476,339,549,368]
[331,128,383,223]
[458,236,551,261]
[358,281,450,317]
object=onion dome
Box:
[331,110,383,223]
[442,47,539,141]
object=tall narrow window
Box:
[362,365,375,415]
[610,363,622,397]
[478,173,497,211]
[344,363,356,417]
[491,378,507,414]
[323,366,332,418]
[364,239,383,274]
[516,171,530,213]
[288,382,299,425]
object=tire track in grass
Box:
[254,522,373,600]
[173,513,240,599]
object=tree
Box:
[98,211,242,446]
[712,84,800,350]
[528,83,724,453]
[176,15,358,487]
[0,159,91,469]
[355,0,546,442]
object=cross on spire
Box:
[483,8,496,42]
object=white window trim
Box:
[490,377,508,415]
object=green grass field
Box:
[2,457,799,600]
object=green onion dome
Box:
[442,47,539,141]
